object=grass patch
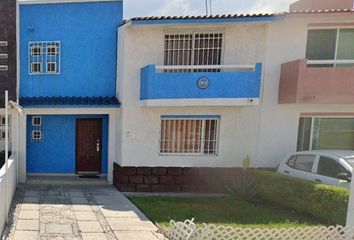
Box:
[130,196,327,228]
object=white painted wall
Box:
[118,23,267,167]
[257,14,354,168]
[118,14,354,169]
[0,155,17,234]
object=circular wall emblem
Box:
[197,77,210,89]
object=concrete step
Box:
[26,175,109,186]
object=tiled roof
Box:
[287,8,354,14]
[122,8,354,25]
[20,97,120,107]
[122,13,276,24]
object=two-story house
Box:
[17,0,122,184]
[113,14,274,192]
[259,0,354,171]
[113,0,354,192]
[0,0,17,153]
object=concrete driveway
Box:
[1,183,165,240]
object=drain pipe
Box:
[4,90,8,223]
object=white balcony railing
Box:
[307,59,354,67]
[155,64,256,73]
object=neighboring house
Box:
[0,0,17,152]
[17,0,122,183]
[260,1,354,170]
[114,13,270,192]
[113,0,354,192]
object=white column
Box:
[107,112,116,184]
[346,178,354,225]
[18,113,27,183]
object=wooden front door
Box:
[76,119,102,174]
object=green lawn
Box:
[129,196,327,228]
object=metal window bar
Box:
[28,41,60,75]
[164,33,223,72]
[160,118,219,155]
[156,64,255,72]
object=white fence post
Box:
[346,176,354,226]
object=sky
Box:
[124,0,297,18]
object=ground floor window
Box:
[297,116,354,151]
[160,116,219,155]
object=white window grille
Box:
[31,62,42,74]
[31,130,42,141]
[31,116,43,142]
[28,41,60,75]
[164,32,223,72]
[32,116,42,126]
[46,62,57,73]
[160,117,219,155]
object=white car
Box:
[277,150,354,189]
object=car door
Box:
[284,154,317,181]
[314,155,351,188]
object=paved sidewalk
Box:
[1,184,165,240]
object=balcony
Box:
[140,63,262,107]
[279,59,354,104]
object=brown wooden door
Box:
[76,119,102,173]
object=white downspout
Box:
[4,90,8,224]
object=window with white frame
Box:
[306,28,354,67]
[160,116,219,155]
[32,116,42,126]
[0,130,6,140]
[31,130,42,141]
[31,116,43,142]
[164,32,223,72]
[297,116,354,151]
[0,115,11,126]
[29,41,60,74]
[46,62,57,73]
[31,62,42,74]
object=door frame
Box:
[75,118,103,174]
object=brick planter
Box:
[113,163,246,193]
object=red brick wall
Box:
[113,163,246,193]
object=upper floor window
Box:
[164,32,223,72]
[306,28,354,67]
[29,41,60,75]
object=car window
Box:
[345,157,354,167]
[294,155,315,172]
[286,155,296,168]
[317,156,348,179]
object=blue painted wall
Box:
[140,63,262,100]
[20,1,122,97]
[26,115,108,174]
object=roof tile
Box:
[122,8,354,25]
[20,97,120,107]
